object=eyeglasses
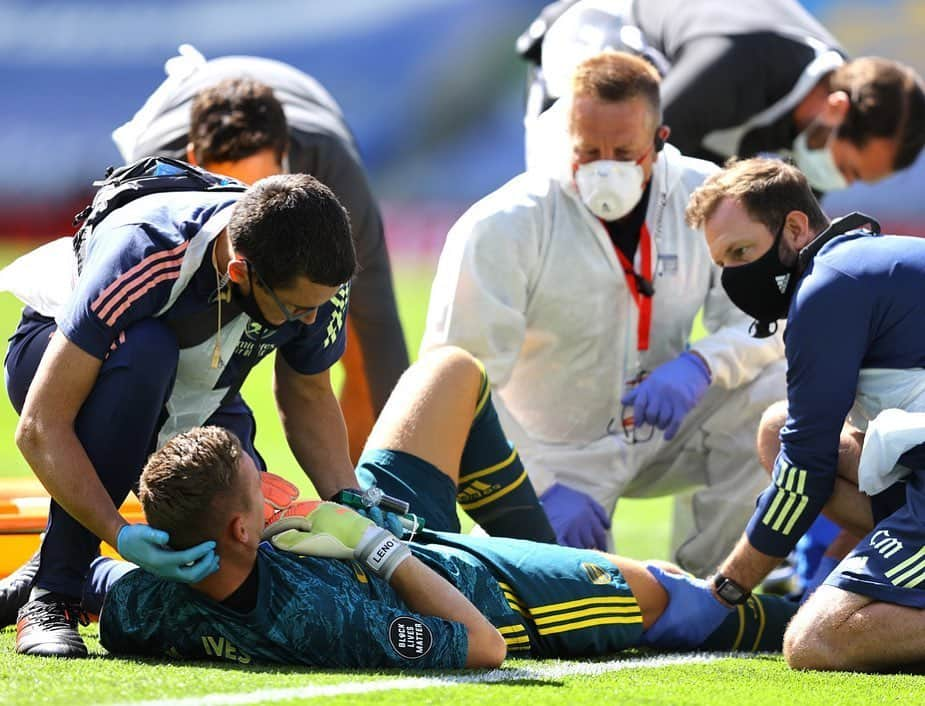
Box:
[607,407,655,444]
[606,369,654,444]
[245,261,319,322]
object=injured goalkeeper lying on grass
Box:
[92,350,797,668]
[94,432,795,668]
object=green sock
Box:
[699,593,799,652]
[456,367,556,543]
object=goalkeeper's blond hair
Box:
[139,426,250,549]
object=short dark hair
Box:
[571,50,661,124]
[189,78,289,166]
[139,426,248,550]
[686,157,830,234]
[831,57,925,170]
[227,173,356,288]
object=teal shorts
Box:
[358,447,645,657]
[357,447,461,532]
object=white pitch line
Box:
[105,653,730,706]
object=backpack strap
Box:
[71,157,247,273]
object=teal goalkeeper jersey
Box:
[100,534,642,668]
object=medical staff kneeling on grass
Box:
[687,157,925,673]
[6,168,362,658]
[423,50,785,574]
[93,348,796,668]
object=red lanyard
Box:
[612,222,653,351]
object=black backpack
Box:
[71,156,247,272]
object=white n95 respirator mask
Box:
[574,159,645,221]
[791,124,848,192]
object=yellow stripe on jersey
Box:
[885,546,925,586]
[499,587,522,603]
[514,590,640,632]
[458,470,528,510]
[350,562,368,584]
[497,624,525,635]
[902,570,925,589]
[761,464,809,535]
[781,496,809,535]
[458,449,518,485]
[498,582,528,616]
[731,605,746,651]
[501,594,525,610]
[495,610,531,651]
[532,605,641,626]
[762,489,787,529]
[495,581,640,637]
[473,358,491,419]
[771,493,798,532]
[505,637,532,650]
[749,595,766,652]
[502,632,530,642]
[498,624,531,650]
[501,589,520,601]
[538,615,642,636]
[529,595,637,616]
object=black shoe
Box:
[0,551,40,628]
[16,593,89,658]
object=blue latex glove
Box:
[346,469,406,536]
[540,483,611,550]
[357,505,405,537]
[621,352,711,441]
[639,564,732,649]
[116,525,219,583]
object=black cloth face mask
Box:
[721,212,881,338]
[232,280,282,331]
[720,222,797,338]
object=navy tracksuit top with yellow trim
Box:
[748,232,925,557]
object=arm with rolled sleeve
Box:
[292,557,502,669]
[268,503,504,668]
[387,554,506,668]
[283,554,500,669]
[693,265,785,390]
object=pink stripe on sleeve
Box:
[94,256,185,322]
[90,241,189,317]
[102,270,184,327]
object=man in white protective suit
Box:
[421,51,786,575]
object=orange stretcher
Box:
[0,479,143,578]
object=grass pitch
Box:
[0,243,919,705]
[2,635,925,706]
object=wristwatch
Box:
[712,573,751,605]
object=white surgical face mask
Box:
[791,123,848,192]
[573,159,645,221]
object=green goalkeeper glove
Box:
[262,501,412,581]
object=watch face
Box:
[720,583,742,600]
[717,578,748,604]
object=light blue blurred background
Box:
[1,0,924,247]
